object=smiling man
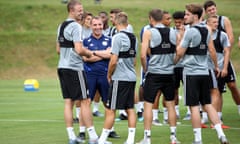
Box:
[203,0,240,124]
[56,1,98,144]
[174,3,229,144]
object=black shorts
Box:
[57,68,89,101]
[143,73,175,103]
[174,67,183,89]
[216,62,236,93]
[183,74,211,106]
[106,80,136,110]
[140,67,146,86]
[223,61,236,83]
[217,76,227,93]
[209,69,218,89]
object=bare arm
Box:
[83,55,102,62]
[224,17,234,50]
[133,57,136,66]
[83,47,111,62]
[208,37,220,77]
[174,45,186,64]
[107,54,118,83]
[221,47,230,77]
[174,26,186,64]
[56,42,60,55]
[176,25,185,46]
[238,36,240,48]
[94,47,112,59]
[141,30,151,73]
[74,42,93,58]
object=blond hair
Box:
[114,12,128,26]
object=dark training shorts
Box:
[58,68,89,101]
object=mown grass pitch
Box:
[0,0,240,143]
[0,79,239,144]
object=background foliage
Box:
[0,0,240,144]
[0,0,239,79]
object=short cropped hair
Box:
[81,11,93,25]
[110,8,122,14]
[82,11,93,20]
[185,4,203,19]
[203,0,216,10]
[90,16,103,24]
[206,15,218,23]
[163,11,169,15]
[67,0,81,12]
[172,11,185,19]
[149,9,163,22]
[114,12,128,25]
[98,11,108,16]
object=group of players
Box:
[56,0,240,144]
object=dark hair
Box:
[185,4,203,19]
[98,11,108,16]
[149,9,163,22]
[82,11,93,19]
[203,0,216,10]
[67,0,81,12]
[110,8,122,14]
[81,11,93,25]
[172,11,185,19]
[163,11,169,15]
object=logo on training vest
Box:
[199,44,206,49]
[161,42,171,49]
[59,37,64,42]
[129,49,135,55]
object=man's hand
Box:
[215,67,221,78]
[220,68,228,78]
[86,51,93,58]
[107,75,111,84]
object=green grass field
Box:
[0,79,239,144]
[0,0,240,143]
[0,0,240,79]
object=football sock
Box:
[126,128,136,144]
[67,127,76,140]
[193,128,202,142]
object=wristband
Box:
[238,36,240,41]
